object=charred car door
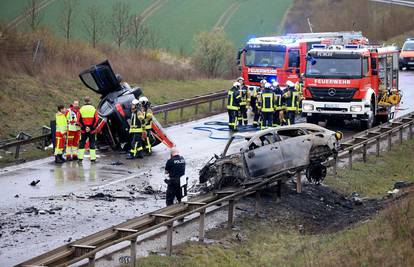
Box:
[79,60,122,95]
[244,132,285,178]
[278,128,313,170]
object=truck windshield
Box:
[245,49,285,68]
[403,42,414,51]
[306,57,362,78]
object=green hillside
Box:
[0,0,292,53]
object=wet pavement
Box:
[0,71,413,266]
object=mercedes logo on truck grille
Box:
[328,88,336,96]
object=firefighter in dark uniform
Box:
[272,81,283,127]
[164,148,186,206]
[283,81,300,125]
[253,79,267,128]
[139,96,153,155]
[260,82,275,129]
[127,99,144,159]
[227,82,241,131]
[248,86,258,126]
[237,77,248,126]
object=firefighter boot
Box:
[137,150,144,159]
[126,153,135,160]
[55,155,64,164]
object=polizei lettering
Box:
[315,79,351,85]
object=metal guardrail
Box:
[16,111,414,267]
[370,0,414,8]
[0,91,228,160]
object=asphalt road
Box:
[0,70,413,266]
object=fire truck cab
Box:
[302,44,400,128]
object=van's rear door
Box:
[79,60,121,95]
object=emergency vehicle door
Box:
[79,60,122,95]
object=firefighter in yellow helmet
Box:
[55,104,68,164]
[227,82,241,131]
[139,96,154,155]
[127,99,145,159]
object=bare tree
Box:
[129,15,148,49]
[60,0,78,41]
[145,28,160,49]
[25,0,43,31]
[83,5,106,48]
[111,1,132,49]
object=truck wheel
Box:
[361,104,375,129]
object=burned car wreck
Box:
[199,123,341,190]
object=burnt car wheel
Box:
[305,162,327,184]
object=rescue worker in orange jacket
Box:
[55,104,68,164]
[77,96,99,164]
[139,96,154,155]
[127,99,145,159]
[66,100,81,161]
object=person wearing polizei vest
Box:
[55,104,68,164]
[77,96,99,164]
[227,82,241,131]
[237,77,248,126]
[164,148,186,206]
[139,96,153,156]
[127,99,144,159]
[283,80,300,125]
[272,81,283,127]
[260,82,275,129]
[66,100,81,161]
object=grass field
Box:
[0,0,292,53]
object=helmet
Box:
[286,80,295,87]
[132,99,139,105]
[116,74,123,82]
[233,82,241,88]
[264,82,271,88]
[237,77,244,82]
[260,79,267,84]
[138,96,149,104]
[272,81,279,87]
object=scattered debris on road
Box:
[29,180,40,186]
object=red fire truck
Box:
[301,43,401,129]
[237,32,366,87]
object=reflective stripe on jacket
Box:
[129,111,144,133]
[227,87,240,111]
[261,90,275,112]
[66,108,80,132]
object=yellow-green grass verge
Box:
[325,138,414,198]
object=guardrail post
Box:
[228,199,235,228]
[221,98,225,111]
[362,143,367,163]
[208,101,213,113]
[195,104,199,115]
[166,223,173,256]
[180,108,184,120]
[348,149,353,169]
[276,181,282,199]
[255,191,261,217]
[399,127,403,144]
[376,137,380,157]
[388,132,392,151]
[163,111,168,124]
[333,156,338,178]
[199,209,206,242]
[296,171,302,193]
[88,256,95,267]
[130,238,137,267]
[15,144,21,159]
[410,123,413,139]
